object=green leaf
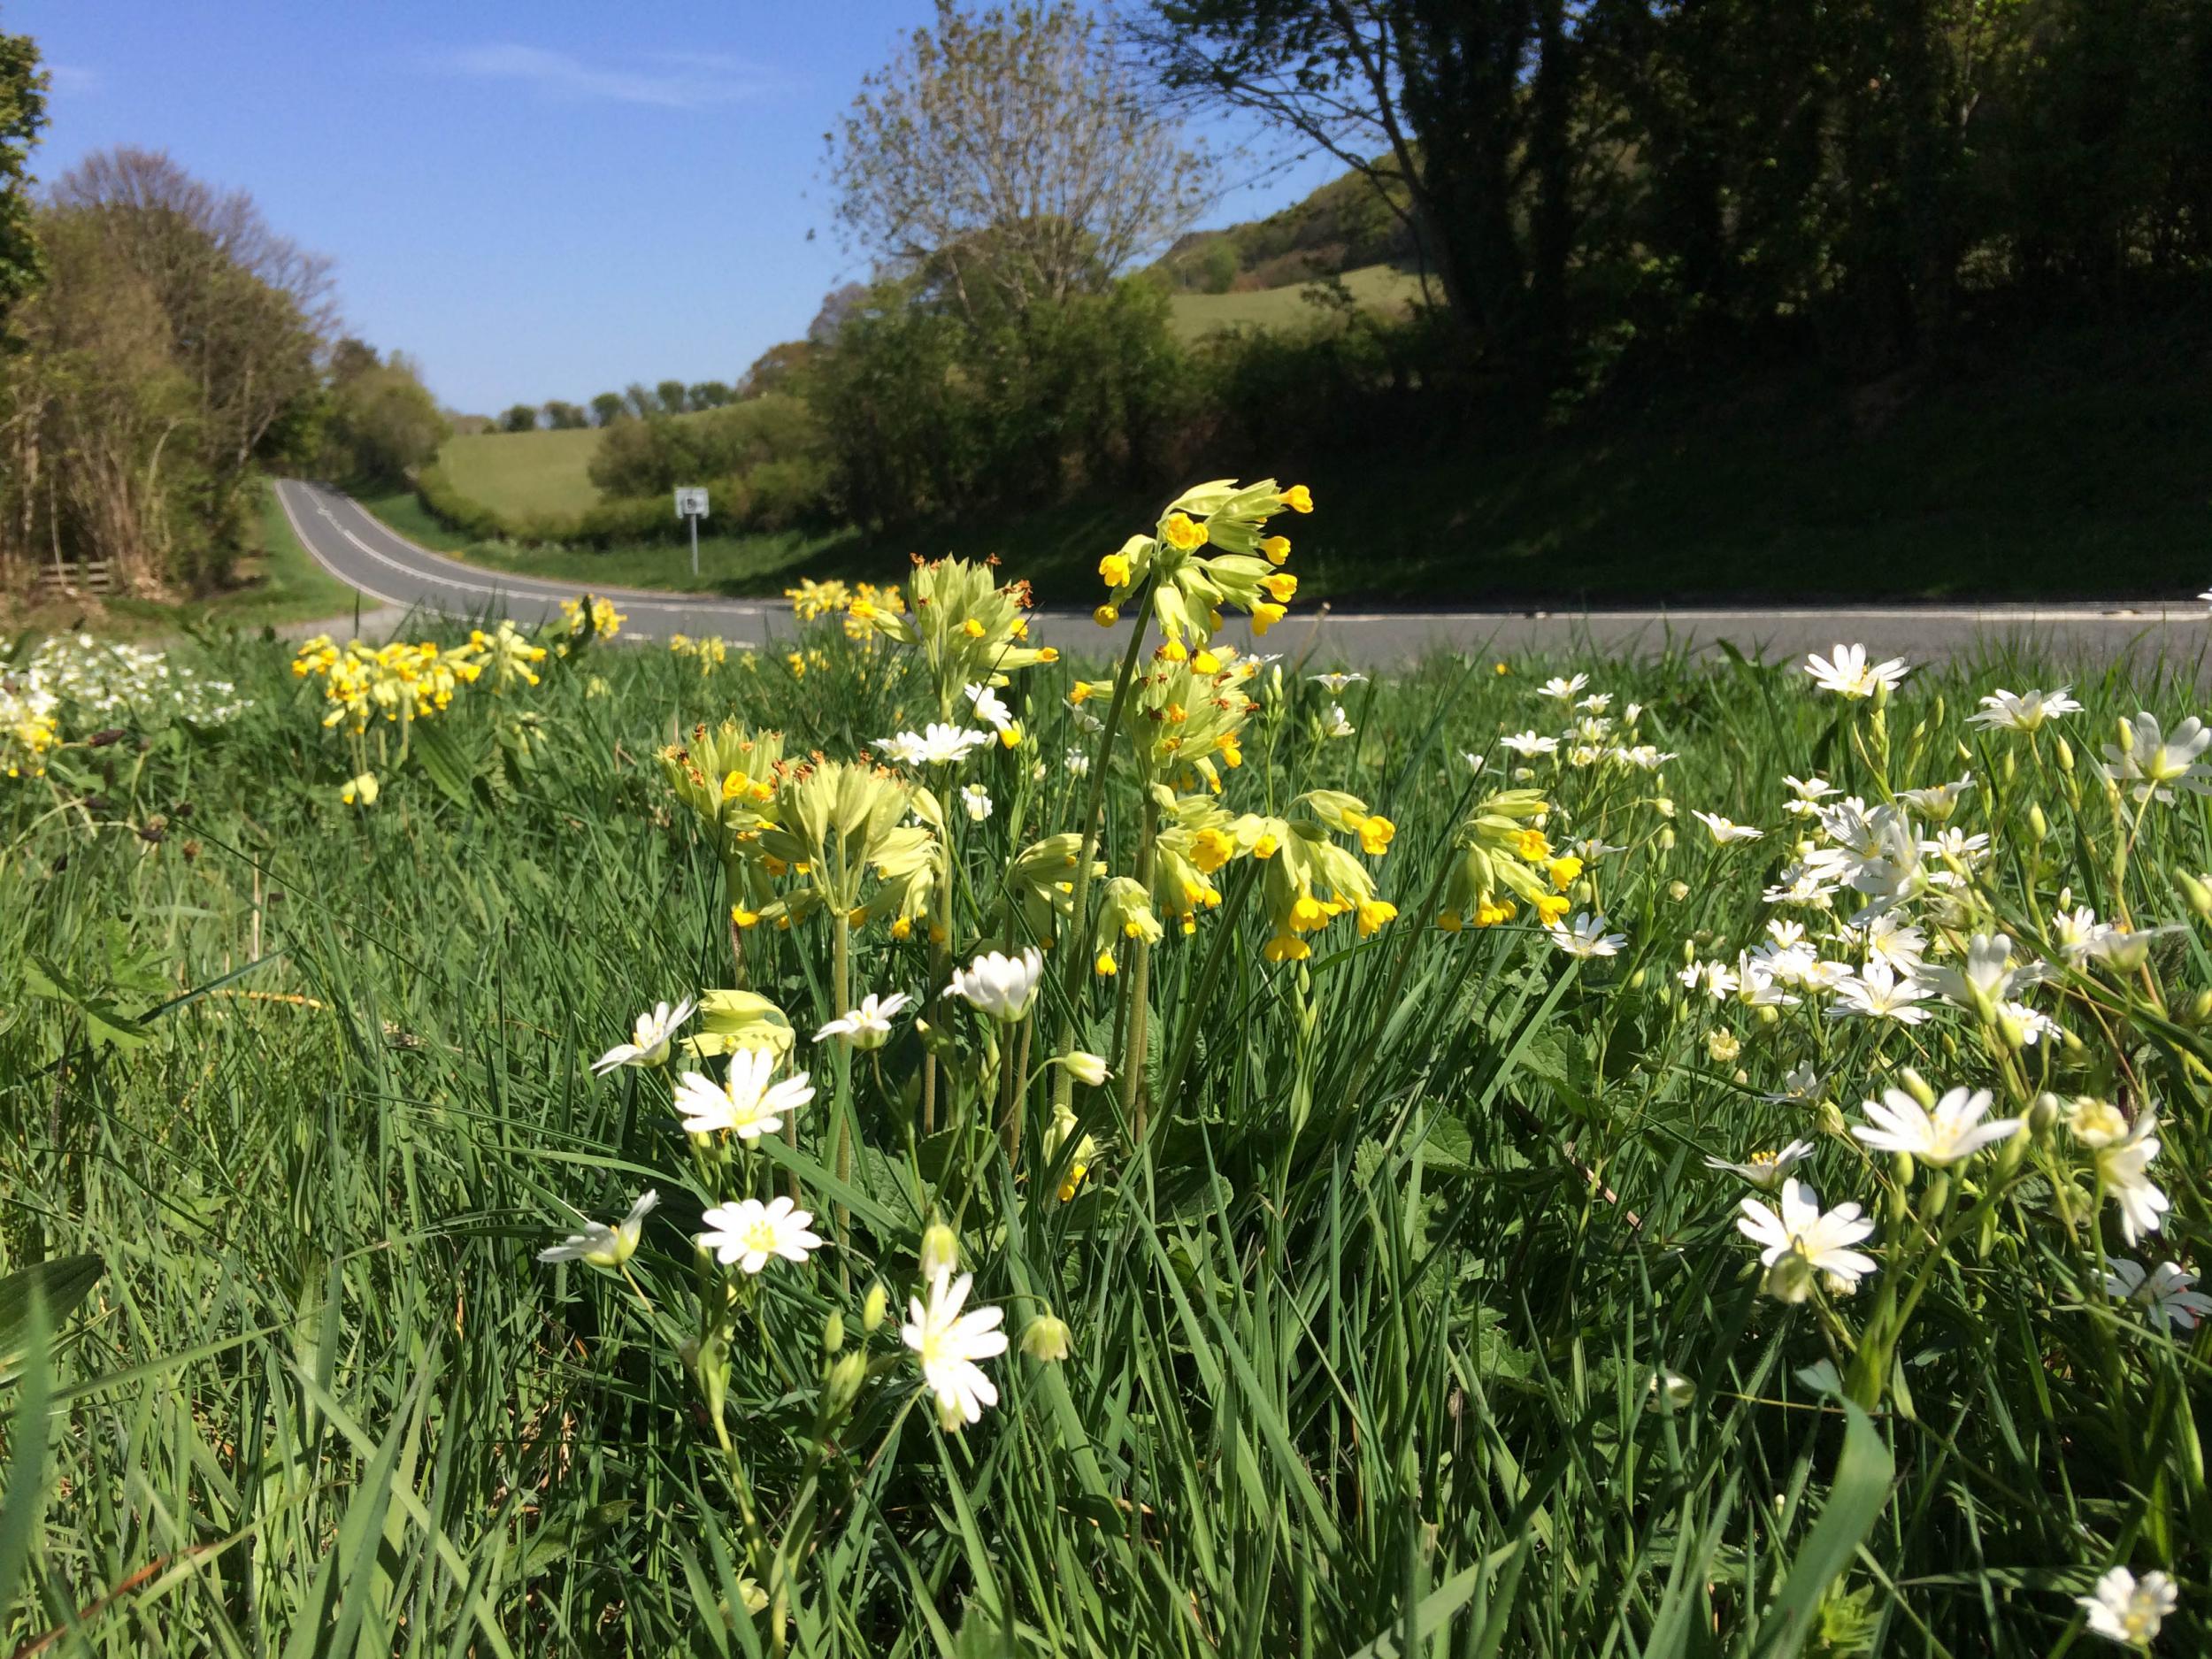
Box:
[1750,1402,1896,1657]
[0,1256,103,1380]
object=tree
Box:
[501,403,540,433]
[623,381,660,419]
[825,2,1215,319]
[1133,1,1579,374]
[590,390,627,426]
[808,282,868,344]
[739,341,816,398]
[323,349,447,482]
[687,380,733,410]
[0,12,44,340]
[11,148,331,590]
[541,399,588,429]
[655,378,689,414]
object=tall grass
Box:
[2,592,2207,1654]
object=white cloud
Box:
[44,64,104,96]
[433,43,775,110]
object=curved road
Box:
[277,479,2211,668]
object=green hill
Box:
[440,427,607,518]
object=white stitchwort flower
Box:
[964,681,1016,736]
[2103,712,2212,803]
[2069,1095,2131,1148]
[673,1048,817,1141]
[1898,773,1975,818]
[1762,1064,1822,1104]
[960,783,994,822]
[1737,1179,1877,1300]
[1705,1140,1816,1190]
[2078,1565,2176,1647]
[945,948,1045,1021]
[814,991,913,1050]
[1537,672,1588,702]
[1781,775,1838,815]
[697,1195,825,1274]
[1680,959,1740,1000]
[1853,1086,2021,1166]
[1692,810,1763,845]
[903,1270,1010,1430]
[1499,730,1560,757]
[1827,960,1932,1025]
[878,723,992,767]
[1804,643,1909,700]
[591,995,698,1075]
[1970,686,2080,732]
[1323,703,1356,739]
[1064,748,1091,777]
[538,1189,658,1269]
[2098,1111,2170,1245]
[1310,671,1365,693]
[1548,911,1626,958]
[2102,1257,2212,1333]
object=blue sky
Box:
[13,1,1338,414]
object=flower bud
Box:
[825,1350,869,1416]
[2180,870,2212,921]
[1057,1050,1110,1087]
[861,1281,889,1332]
[1763,1251,1816,1303]
[1895,1066,1938,1110]
[2055,735,2074,772]
[1646,1370,1695,1412]
[823,1308,845,1354]
[1021,1313,1073,1363]
[1816,1100,1847,1139]
[1667,879,1689,902]
[1657,827,1676,852]
[920,1222,959,1281]
[2114,715,2134,754]
[2027,803,2048,842]
[2027,1092,2061,1137]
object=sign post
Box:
[673,487,709,580]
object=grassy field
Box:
[1164,261,1428,341]
[6,498,2211,1651]
[442,426,609,518]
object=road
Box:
[276,479,2212,669]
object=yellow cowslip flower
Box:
[1546,855,1584,891]
[1476,898,1516,926]
[1354,814,1395,856]
[1263,934,1310,963]
[1281,484,1313,513]
[1356,898,1397,936]
[1516,828,1552,863]
[962,618,986,638]
[1159,640,1188,663]
[1254,833,1279,857]
[1251,603,1286,635]
[1094,949,1118,977]
[1163,511,1207,550]
[1534,893,1571,925]
[1259,572,1296,603]
[1437,910,1464,932]
[1100,551,1133,588]
[1261,536,1289,565]
[1094,605,1118,626]
[786,578,852,621]
[1494,662,1509,675]
[1440,789,1555,925]
[560,594,625,643]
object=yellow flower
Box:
[1437,910,1464,932]
[1219,736,1243,768]
[1516,828,1552,862]
[1356,898,1397,936]
[963,618,986,638]
[1094,605,1118,626]
[1094,949,1118,977]
[1475,898,1517,926]
[1533,893,1571,925]
[1546,855,1584,891]
[1193,649,1221,673]
[732,905,762,928]
[1159,640,1188,663]
[1262,933,1310,963]
[1261,536,1290,565]
[1250,603,1286,635]
[1099,551,1132,588]
[1163,511,1206,550]
[1289,894,1328,933]
[1253,833,1279,858]
[1190,826,1234,873]
[1259,572,1296,603]
[1280,484,1313,513]
[1494,662,1509,676]
[1356,814,1395,856]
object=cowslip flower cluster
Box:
[1093,478,1310,647]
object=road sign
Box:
[674,487,709,579]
